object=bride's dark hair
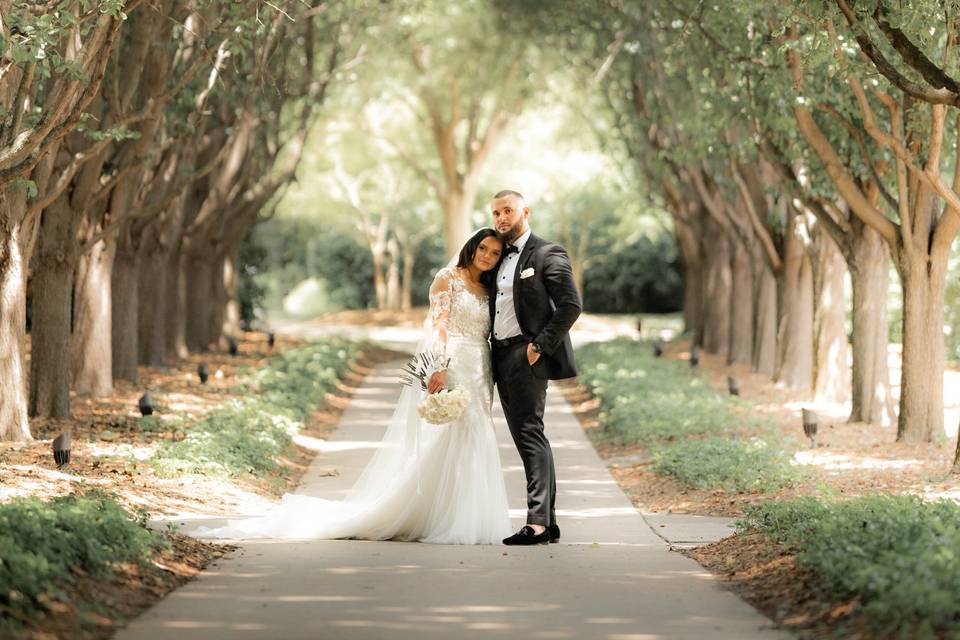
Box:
[455,228,504,288]
[456,228,503,269]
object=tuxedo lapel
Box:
[488,275,497,322]
[512,234,539,324]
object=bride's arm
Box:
[426,269,453,393]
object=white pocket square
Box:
[520,267,535,279]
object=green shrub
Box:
[577,338,799,493]
[576,339,763,444]
[651,437,801,492]
[0,490,164,630]
[741,495,960,638]
[150,339,357,479]
[138,415,165,432]
[582,232,684,314]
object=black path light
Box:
[52,431,71,469]
[139,391,154,416]
[802,408,818,448]
[229,337,239,356]
[636,318,642,338]
[653,340,663,358]
[727,376,741,396]
[690,344,700,368]
[198,363,209,384]
[267,332,275,349]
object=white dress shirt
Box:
[493,227,532,340]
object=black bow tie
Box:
[505,245,520,255]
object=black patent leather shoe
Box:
[549,524,560,543]
[502,525,551,545]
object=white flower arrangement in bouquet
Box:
[417,387,471,425]
[399,350,471,425]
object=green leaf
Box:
[10,179,38,200]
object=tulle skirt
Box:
[190,336,512,545]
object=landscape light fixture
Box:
[139,391,154,416]
[802,408,818,448]
[52,431,71,469]
[727,376,740,396]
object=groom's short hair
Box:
[492,189,525,201]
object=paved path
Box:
[117,359,787,640]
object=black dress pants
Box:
[494,342,556,527]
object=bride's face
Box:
[473,236,503,272]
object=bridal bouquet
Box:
[399,350,471,425]
[399,350,450,391]
[417,387,471,425]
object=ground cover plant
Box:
[652,437,801,493]
[0,490,166,634]
[576,338,800,492]
[150,338,358,480]
[740,495,960,638]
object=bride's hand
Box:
[427,370,446,394]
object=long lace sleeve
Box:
[428,268,454,358]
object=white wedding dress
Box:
[191,267,512,545]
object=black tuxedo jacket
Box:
[488,233,582,380]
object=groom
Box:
[488,190,581,546]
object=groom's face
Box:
[490,195,529,243]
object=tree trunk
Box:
[775,208,814,390]
[221,244,242,337]
[443,187,474,257]
[0,218,33,441]
[71,238,115,396]
[208,251,229,350]
[386,238,400,311]
[674,216,704,338]
[401,245,414,312]
[727,239,754,365]
[570,252,585,301]
[28,197,77,417]
[752,263,778,376]
[185,255,214,352]
[138,248,168,367]
[812,232,849,403]
[897,253,947,442]
[701,218,731,357]
[111,246,140,384]
[166,240,188,360]
[372,249,387,310]
[848,225,895,425]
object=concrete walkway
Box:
[116,358,787,640]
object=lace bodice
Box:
[429,267,491,342]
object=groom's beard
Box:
[498,221,525,244]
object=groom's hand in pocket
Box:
[527,344,541,366]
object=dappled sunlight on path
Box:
[118,345,785,639]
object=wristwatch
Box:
[531,342,543,354]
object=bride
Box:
[191,228,512,545]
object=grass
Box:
[0,490,166,632]
[150,338,357,480]
[576,338,800,493]
[741,495,960,638]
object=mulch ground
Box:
[2,333,404,640]
[686,534,873,639]
[7,534,232,640]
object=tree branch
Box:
[833,0,960,106]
